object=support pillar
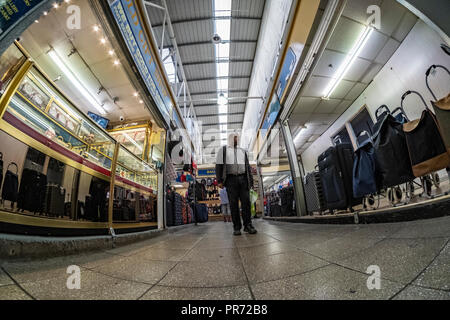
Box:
[280,119,307,216]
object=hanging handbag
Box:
[401,90,450,177]
[426,64,450,153]
[353,131,378,198]
[1,162,19,204]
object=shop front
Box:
[0,0,171,236]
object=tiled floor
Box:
[0,217,449,300]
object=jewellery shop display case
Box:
[0,43,160,236]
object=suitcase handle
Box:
[333,136,342,145]
[375,105,390,119]
[425,64,450,101]
[7,162,18,175]
[391,107,410,122]
[401,90,430,117]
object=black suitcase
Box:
[304,170,327,214]
[318,142,361,211]
[44,184,65,217]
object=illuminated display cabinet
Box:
[0,43,164,236]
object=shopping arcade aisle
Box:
[0,217,449,300]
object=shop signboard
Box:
[261,94,281,140]
[198,169,216,176]
[109,0,172,127]
[0,0,43,37]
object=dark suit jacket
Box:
[215,146,253,189]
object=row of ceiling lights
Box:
[35,1,147,119]
[293,24,374,150]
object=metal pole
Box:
[160,12,166,57]
[280,119,307,216]
[108,143,120,231]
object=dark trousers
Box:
[225,174,251,231]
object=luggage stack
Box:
[44,184,66,218]
[304,170,327,215]
[280,186,295,216]
[181,197,187,224]
[166,189,174,227]
[174,193,183,226]
[17,168,47,215]
[318,140,362,212]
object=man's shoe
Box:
[244,225,257,234]
[233,230,242,236]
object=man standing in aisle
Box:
[216,133,257,236]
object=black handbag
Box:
[401,90,450,177]
[2,162,19,204]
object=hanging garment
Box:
[353,132,377,198]
[426,65,450,153]
[401,90,450,177]
[2,163,19,204]
[371,109,414,189]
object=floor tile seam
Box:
[290,237,389,268]
[0,266,36,300]
[236,237,257,301]
[148,283,251,290]
[406,282,450,293]
[248,263,333,287]
[136,231,208,300]
[388,238,450,300]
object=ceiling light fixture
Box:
[218,93,228,106]
[322,26,373,99]
[48,48,107,115]
[100,38,106,45]
[93,25,99,32]
[294,126,306,142]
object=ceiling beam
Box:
[197,112,245,118]
[167,40,257,49]
[183,59,253,66]
[190,89,248,96]
[194,101,245,108]
[202,121,243,126]
[151,16,262,28]
[187,76,250,82]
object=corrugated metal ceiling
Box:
[144,0,265,139]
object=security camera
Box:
[212,34,221,44]
[119,116,125,122]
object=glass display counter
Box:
[0,43,161,236]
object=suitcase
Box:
[2,163,19,205]
[401,90,450,177]
[318,140,362,211]
[44,184,65,217]
[304,169,327,214]
[426,64,450,153]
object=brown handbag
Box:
[401,90,450,178]
[426,65,450,153]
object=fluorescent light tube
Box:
[48,49,107,115]
[123,132,143,152]
[322,26,373,99]
[294,126,306,142]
